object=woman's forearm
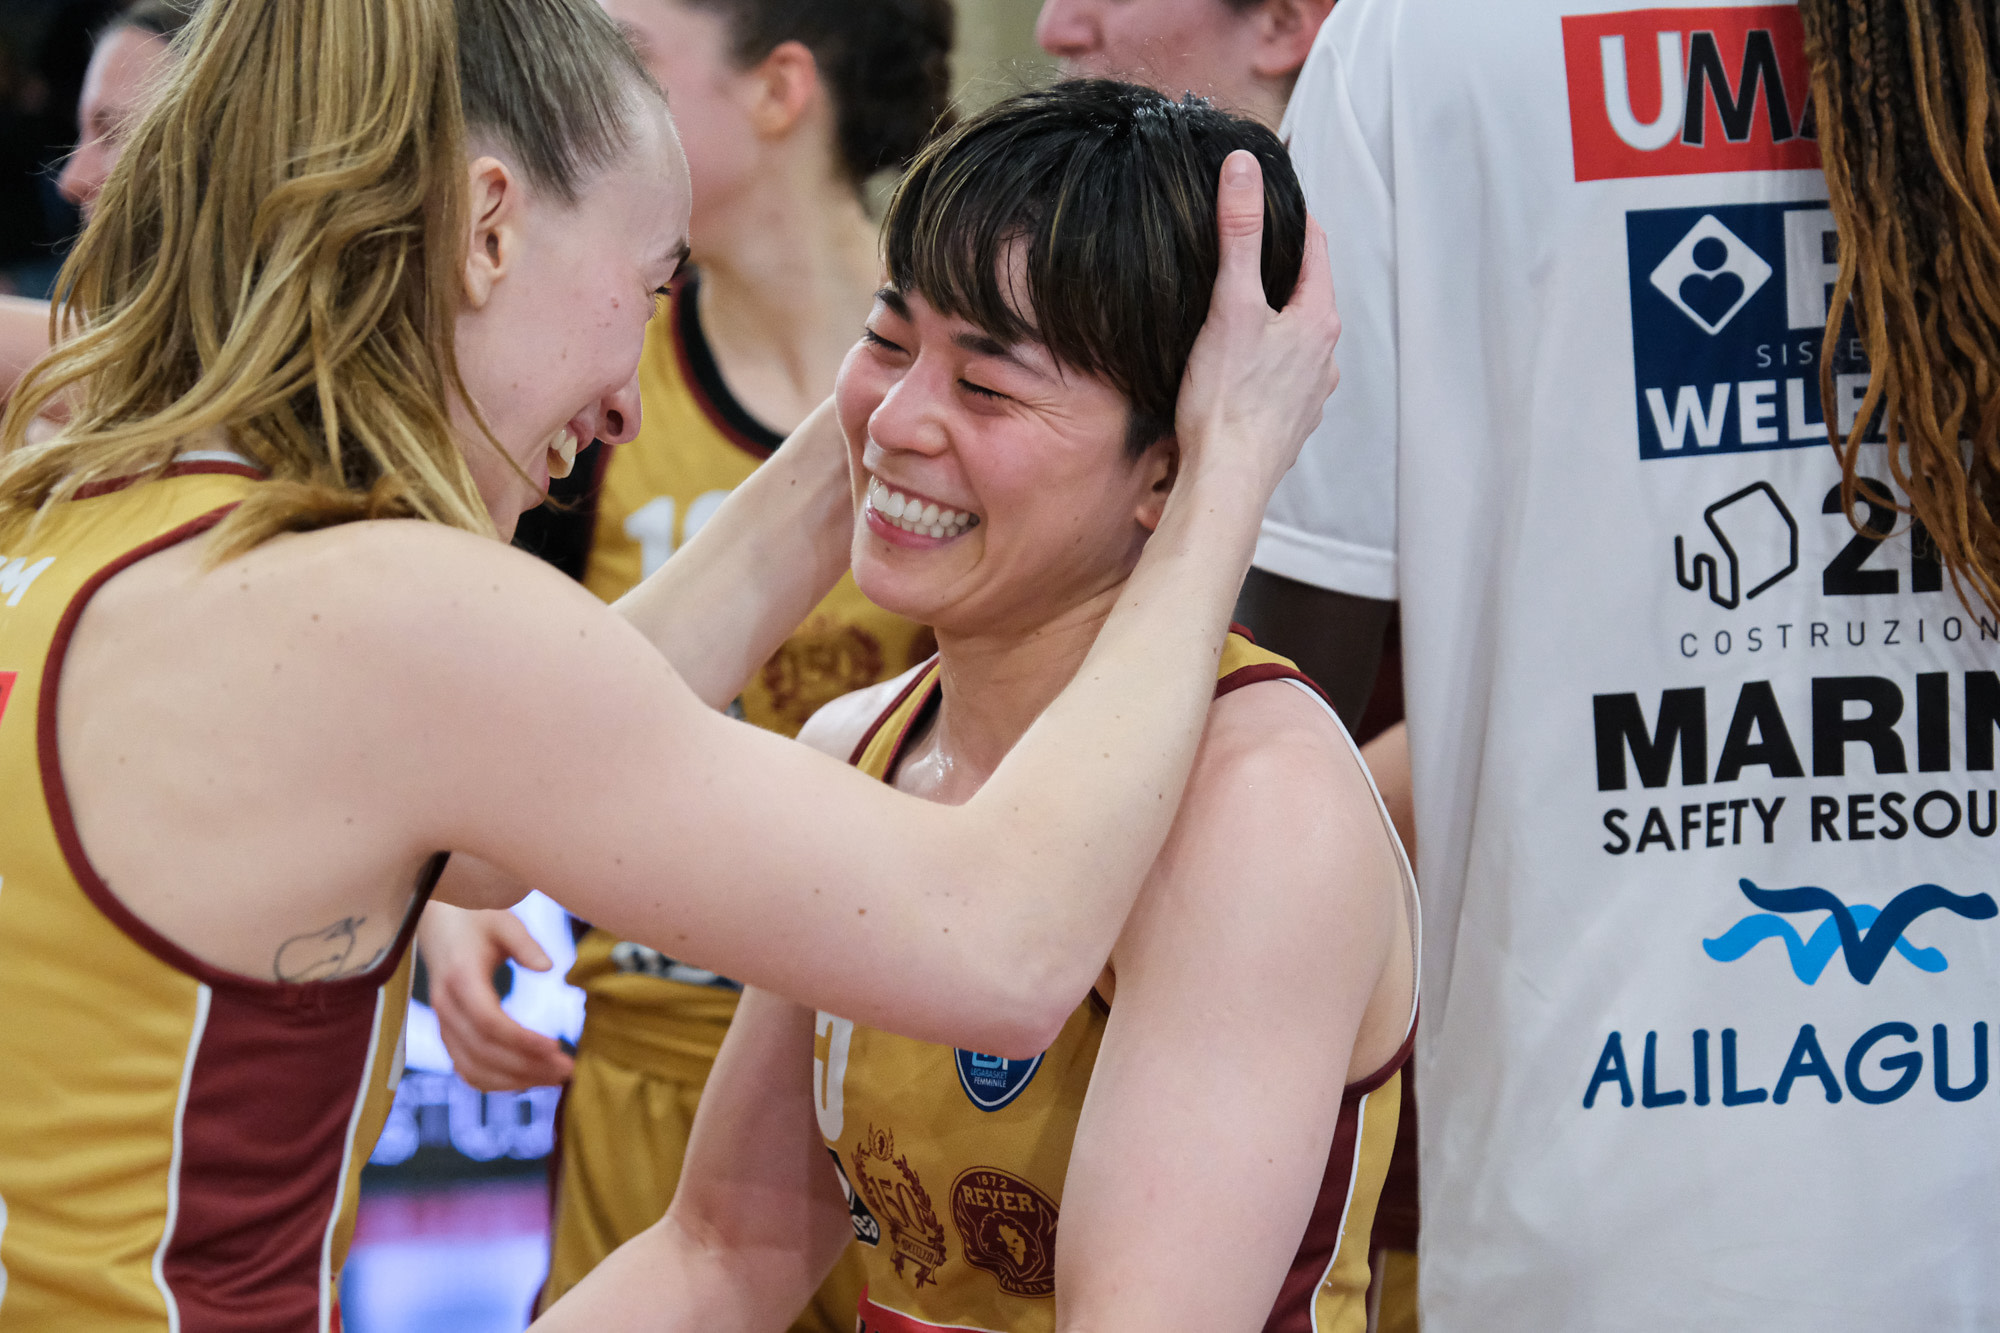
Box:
[613,399,853,708]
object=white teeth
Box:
[547,428,580,480]
[867,476,980,540]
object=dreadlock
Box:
[1800,0,2000,618]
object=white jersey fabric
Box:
[1260,2,2000,1327]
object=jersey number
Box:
[814,1013,854,1142]
[624,491,732,579]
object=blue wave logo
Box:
[1704,878,1997,984]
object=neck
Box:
[694,169,880,433]
[901,588,1127,803]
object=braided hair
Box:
[1801,0,2000,617]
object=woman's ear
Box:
[1250,0,1336,80]
[462,156,519,310]
[747,39,822,140]
[1136,437,1180,533]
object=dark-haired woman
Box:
[0,0,1335,1321]
[420,0,954,1320]
[534,81,1415,1333]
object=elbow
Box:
[954,949,1093,1060]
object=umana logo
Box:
[1562,6,1822,181]
[1705,877,1997,984]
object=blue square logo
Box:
[1626,202,1871,460]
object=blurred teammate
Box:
[0,0,1337,1323]
[419,0,953,1322]
[1035,0,1333,129]
[1,0,190,406]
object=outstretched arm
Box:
[1054,683,1408,1331]
[611,397,853,710]
[528,987,852,1332]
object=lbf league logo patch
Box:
[1705,877,1998,983]
[955,1048,1044,1112]
[1626,202,1871,460]
[852,1128,949,1289]
[950,1168,1060,1299]
[1562,6,1822,181]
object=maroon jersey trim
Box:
[36,500,429,999]
[669,269,787,462]
[847,658,942,768]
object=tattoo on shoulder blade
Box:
[274,916,382,982]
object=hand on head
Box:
[1175,149,1341,500]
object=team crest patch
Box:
[954,1049,1043,1112]
[852,1127,948,1289]
[950,1168,1059,1299]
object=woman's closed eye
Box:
[958,378,1007,402]
[861,326,906,355]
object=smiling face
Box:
[836,282,1174,640]
[450,101,693,533]
[58,25,175,219]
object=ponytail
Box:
[0,0,656,557]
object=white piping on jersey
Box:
[1312,1088,1374,1333]
[1,1189,10,1312]
[1275,676,1423,1041]
[319,988,386,1333]
[152,982,213,1333]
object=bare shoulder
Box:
[1194,676,1377,808]
[794,662,933,762]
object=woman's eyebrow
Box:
[954,330,1042,376]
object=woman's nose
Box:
[1035,0,1099,58]
[597,373,643,446]
[57,142,102,213]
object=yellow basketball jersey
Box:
[0,463,431,1330]
[581,269,933,737]
[816,634,1417,1333]
[567,268,934,1072]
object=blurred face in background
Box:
[58,24,175,218]
[1034,0,1328,128]
[598,0,794,248]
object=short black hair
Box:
[882,79,1307,456]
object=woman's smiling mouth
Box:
[866,475,981,540]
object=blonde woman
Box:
[0,0,1336,1325]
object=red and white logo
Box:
[0,671,15,727]
[1562,6,1822,181]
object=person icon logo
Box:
[1649,214,1772,335]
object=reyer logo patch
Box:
[1563,6,1822,181]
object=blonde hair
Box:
[0,0,656,556]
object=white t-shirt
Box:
[1261,3,2000,1327]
